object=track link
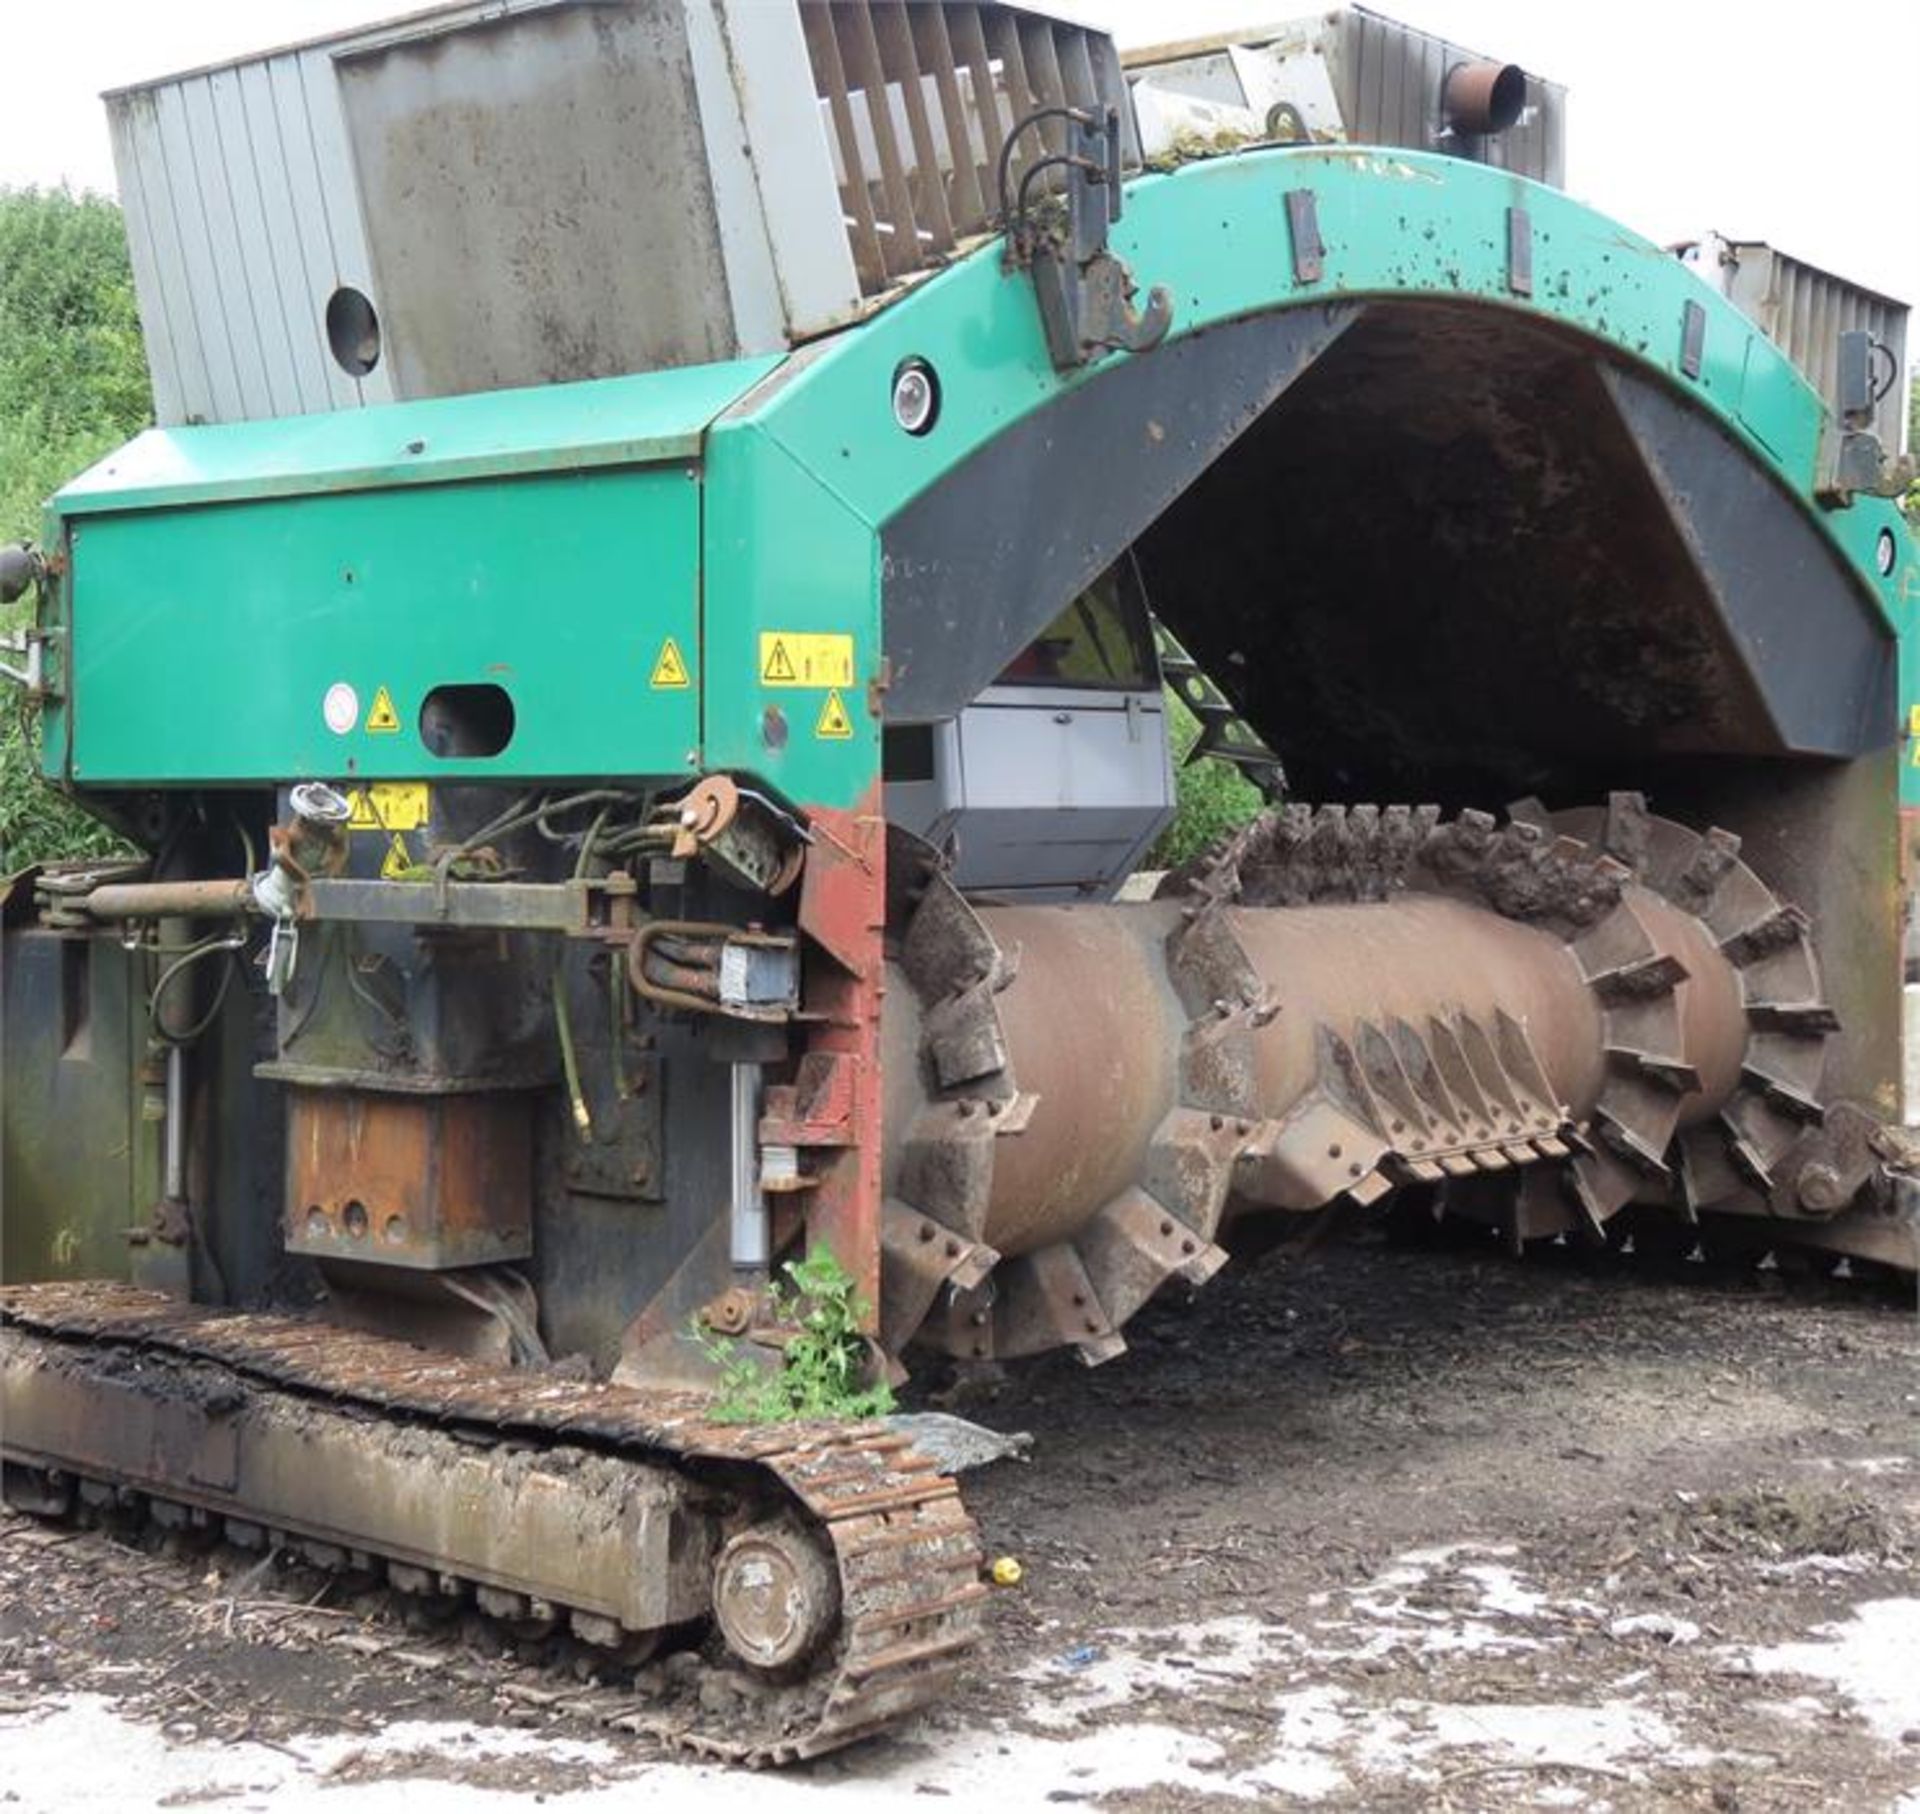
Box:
[0,1282,988,1765]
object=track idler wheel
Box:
[711,1517,842,1675]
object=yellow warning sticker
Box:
[1908,704,1920,738]
[815,688,854,740]
[379,833,417,881]
[365,685,402,734]
[650,636,691,689]
[760,632,853,689]
[346,784,430,833]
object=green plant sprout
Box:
[695,1248,895,1424]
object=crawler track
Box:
[0,1282,988,1765]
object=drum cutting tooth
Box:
[1592,1106,1674,1179]
[1671,826,1743,914]
[1505,795,1555,832]
[1072,1185,1228,1328]
[990,1245,1125,1364]
[1601,790,1654,878]
[879,1201,999,1358]
[1566,1157,1628,1243]
[1719,904,1815,968]
[1720,1106,1781,1190]
[1745,1002,1842,1036]
[1139,1107,1246,1244]
[1741,1064,1825,1121]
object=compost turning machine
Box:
[2,0,1915,1762]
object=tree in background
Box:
[0,188,151,867]
[0,189,150,539]
[1906,370,1918,526]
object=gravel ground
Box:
[3,1233,1916,1812]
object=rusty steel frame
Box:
[766,792,890,1325]
[285,1089,535,1270]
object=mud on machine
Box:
[2,0,1915,1761]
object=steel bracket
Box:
[1005,107,1172,372]
[1816,427,1915,506]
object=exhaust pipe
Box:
[1443,61,1528,136]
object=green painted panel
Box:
[700,422,878,807]
[714,143,1900,804]
[38,142,1904,814]
[736,146,1847,580]
[64,467,704,785]
[56,357,780,515]
[1870,508,1920,808]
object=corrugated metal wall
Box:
[1124,4,1566,189]
[107,50,391,425]
[1328,6,1564,188]
[1715,242,1910,454]
[113,1,1130,423]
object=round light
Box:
[892,358,940,436]
[1876,527,1898,578]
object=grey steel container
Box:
[105,0,1133,427]
[1124,5,1566,188]
[1685,235,1910,455]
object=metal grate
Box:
[800,1,1139,297]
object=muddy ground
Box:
[3,1233,1916,1811]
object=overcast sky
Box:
[2,1,1914,346]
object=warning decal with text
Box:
[759,632,853,689]
[346,784,430,832]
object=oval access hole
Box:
[419,684,516,759]
[325,286,382,377]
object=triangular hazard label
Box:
[380,833,415,881]
[763,638,797,684]
[815,688,853,740]
[650,636,690,689]
[347,784,429,832]
[365,685,401,733]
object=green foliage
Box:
[1905,371,1918,526]
[697,1249,895,1424]
[1148,690,1267,870]
[0,707,127,869]
[0,187,151,871]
